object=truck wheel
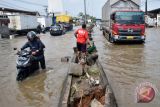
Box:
[109,35,114,43]
[103,31,105,36]
[141,40,145,44]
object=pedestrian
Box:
[74,24,90,64]
[42,25,45,33]
[37,24,42,34]
[21,31,46,69]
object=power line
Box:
[84,0,87,24]
[141,0,160,4]
[0,3,17,9]
[1,0,31,10]
[13,0,46,7]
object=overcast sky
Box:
[0,0,160,18]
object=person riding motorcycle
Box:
[21,31,46,69]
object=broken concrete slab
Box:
[90,99,104,107]
[68,63,83,76]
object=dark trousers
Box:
[77,42,87,53]
[33,55,46,69]
[39,55,46,69]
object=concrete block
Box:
[69,63,83,76]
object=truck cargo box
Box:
[37,16,52,28]
[56,15,72,23]
[8,15,38,31]
[102,0,141,28]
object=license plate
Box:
[127,36,134,39]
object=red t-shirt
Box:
[75,28,88,44]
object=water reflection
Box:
[94,28,160,107]
[17,71,51,107]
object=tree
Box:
[77,12,96,23]
[78,12,84,18]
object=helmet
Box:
[27,31,36,41]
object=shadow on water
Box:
[113,41,145,45]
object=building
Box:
[48,0,63,15]
[148,8,160,27]
[0,7,40,38]
[0,7,39,16]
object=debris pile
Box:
[69,64,106,107]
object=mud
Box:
[68,57,106,107]
[70,84,105,107]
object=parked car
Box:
[62,23,73,31]
[50,25,63,36]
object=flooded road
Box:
[94,27,160,107]
[0,27,160,107]
[0,31,76,107]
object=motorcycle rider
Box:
[21,31,46,69]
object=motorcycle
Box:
[16,50,39,81]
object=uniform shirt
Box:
[75,28,88,44]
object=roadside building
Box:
[0,7,39,16]
[0,7,40,37]
[148,8,160,27]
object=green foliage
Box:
[77,12,96,22]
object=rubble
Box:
[69,63,105,107]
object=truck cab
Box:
[110,11,145,42]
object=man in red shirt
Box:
[75,24,89,53]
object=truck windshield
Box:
[115,12,144,24]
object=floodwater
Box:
[94,27,160,107]
[0,27,160,107]
[0,31,76,107]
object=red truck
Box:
[102,0,145,43]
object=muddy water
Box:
[94,28,160,107]
[1,27,160,107]
[0,31,76,107]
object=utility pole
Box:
[84,0,87,24]
[44,6,48,17]
[145,0,148,15]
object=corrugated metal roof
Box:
[0,7,39,16]
[149,8,160,14]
